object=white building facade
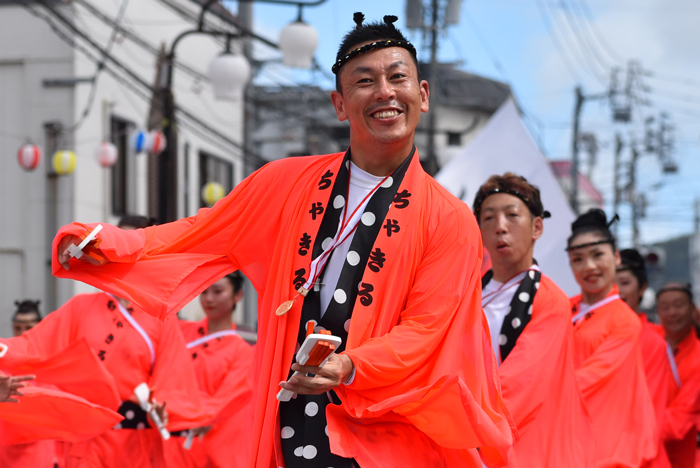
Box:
[0,0,248,336]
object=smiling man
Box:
[51,13,515,468]
[655,284,700,468]
[473,173,593,467]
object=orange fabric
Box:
[53,152,516,468]
[0,440,60,467]
[658,329,700,468]
[65,429,165,468]
[639,315,673,468]
[571,287,658,467]
[0,293,208,467]
[0,338,120,410]
[497,275,594,467]
[0,382,122,444]
[164,319,254,468]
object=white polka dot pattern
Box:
[346,251,360,266]
[334,289,347,304]
[305,402,319,417]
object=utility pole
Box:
[629,139,640,248]
[695,198,700,234]
[569,86,584,214]
[612,133,624,238]
[423,0,440,176]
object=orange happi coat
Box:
[652,326,700,468]
[164,319,254,468]
[0,292,208,468]
[571,286,658,467]
[52,152,516,468]
[639,314,673,468]
[497,274,594,467]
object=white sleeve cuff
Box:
[343,367,357,385]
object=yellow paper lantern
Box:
[201,181,225,207]
[52,150,77,176]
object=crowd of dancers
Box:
[1,12,699,468]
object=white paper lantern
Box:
[201,181,225,207]
[149,131,167,156]
[52,150,77,176]
[279,21,319,69]
[96,142,118,168]
[17,144,42,171]
[208,53,251,101]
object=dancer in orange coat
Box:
[616,249,673,468]
[567,209,658,467]
[474,173,593,467]
[0,292,208,467]
[165,272,254,468]
[52,13,516,468]
[655,283,700,468]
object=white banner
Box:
[435,98,578,295]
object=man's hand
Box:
[57,234,107,270]
[279,353,354,395]
[151,399,169,428]
[0,374,35,403]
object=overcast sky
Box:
[225,0,700,247]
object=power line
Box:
[570,0,625,64]
[534,0,581,82]
[24,0,270,167]
[556,0,608,84]
[69,0,131,133]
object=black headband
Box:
[332,39,417,74]
[473,187,551,221]
[565,238,614,252]
[332,14,417,75]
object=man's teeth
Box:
[373,110,399,119]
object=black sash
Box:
[279,149,413,468]
[482,268,541,361]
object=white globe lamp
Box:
[208,53,251,101]
[279,21,319,69]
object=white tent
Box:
[435,98,578,294]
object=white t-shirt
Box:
[482,273,527,359]
[319,162,385,317]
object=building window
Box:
[199,151,233,208]
[111,116,135,216]
[447,131,462,147]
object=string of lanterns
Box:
[16,130,168,175]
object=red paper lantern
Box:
[149,131,167,156]
[17,144,42,171]
[96,142,118,168]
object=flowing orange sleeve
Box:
[663,364,700,441]
[498,279,593,468]
[575,313,640,395]
[0,298,120,410]
[149,318,210,431]
[51,161,289,320]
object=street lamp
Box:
[156,0,326,223]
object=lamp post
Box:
[156,0,325,223]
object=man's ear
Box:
[532,216,544,241]
[420,80,430,113]
[330,90,348,122]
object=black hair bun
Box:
[620,249,645,269]
[353,12,365,28]
[383,15,398,26]
[571,208,609,232]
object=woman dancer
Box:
[567,209,658,467]
[165,271,254,468]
